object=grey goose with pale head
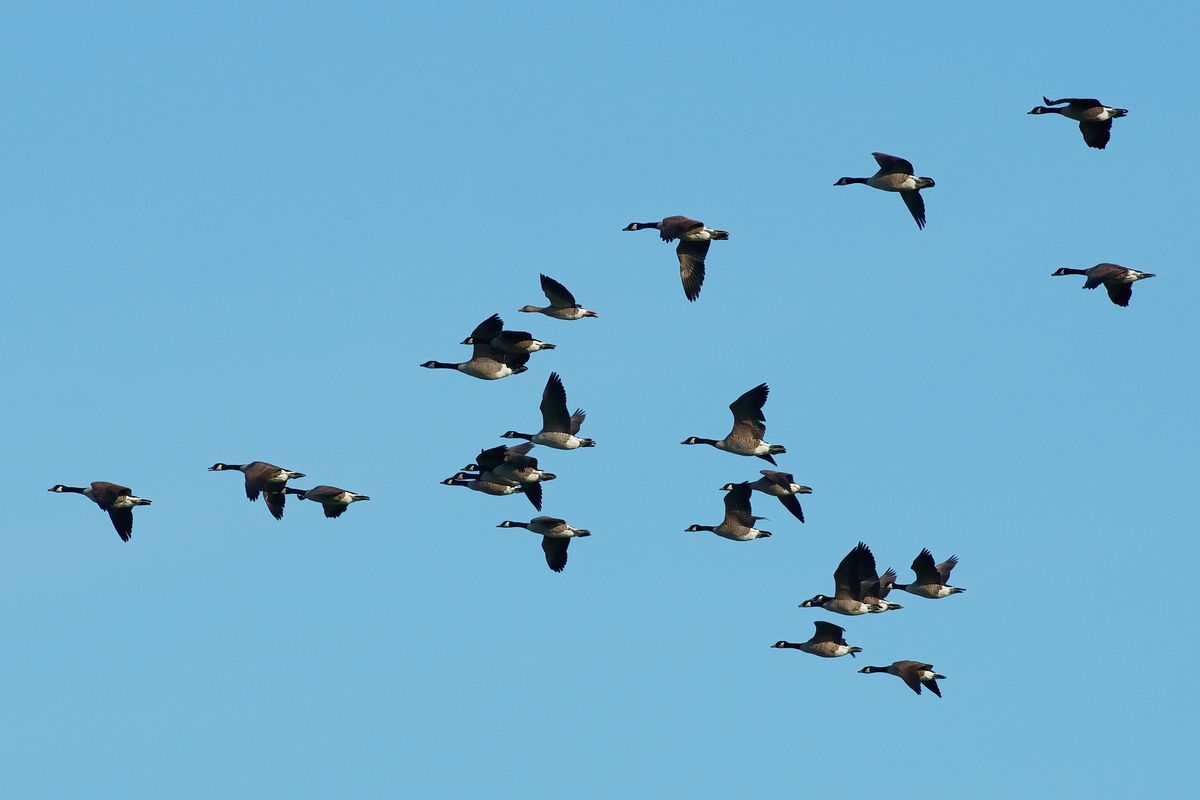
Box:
[209,461,305,520]
[685,481,771,541]
[497,517,592,573]
[772,621,861,659]
[1052,263,1154,307]
[834,152,935,229]
[1028,97,1128,149]
[682,383,785,465]
[859,660,946,697]
[623,215,729,301]
[48,481,151,542]
[519,274,597,320]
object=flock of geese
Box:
[47,95,1149,698]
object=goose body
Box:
[891,548,965,599]
[461,443,556,485]
[685,482,772,541]
[1052,263,1155,307]
[462,329,556,355]
[48,481,152,542]
[800,542,903,615]
[501,372,595,450]
[422,313,529,380]
[209,460,306,520]
[623,215,729,301]
[442,473,543,511]
[772,621,861,659]
[721,470,811,522]
[519,274,598,320]
[834,152,935,229]
[497,516,592,572]
[682,383,786,465]
[859,660,946,697]
[1028,96,1128,149]
[284,485,370,518]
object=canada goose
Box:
[859,661,946,697]
[623,215,729,301]
[1051,263,1155,307]
[800,542,903,615]
[834,152,935,229]
[283,485,370,518]
[721,470,812,522]
[501,371,595,449]
[462,329,555,355]
[442,472,543,511]
[1028,97,1128,149]
[421,313,530,379]
[209,461,305,520]
[461,443,556,485]
[890,548,965,599]
[497,517,592,573]
[682,383,785,465]
[519,274,598,320]
[685,481,772,541]
[771,621,862,659]
[48,482,151,542]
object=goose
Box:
[461,443,556,485]
[685,481,771,541]
[209,461,305,520]
[682,383,785,465]
[1028,97,1128,149]
[283,485,370,518]
[771,621,862,659]
[519,274,598,320]
[890,548,965,599]
[462,329,555,355]
[1051,263,1155,307]
[441,472,542,511]
[859,661,946,697]
[800,542,903,615]
[834,152,935,229]
[622,215,729,301]
[501,371,595,449]
[497,517,592,573]
[421,313,529,380]
[721,470,811,522]
[48,482,151,542]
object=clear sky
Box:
[2,2,1196,797]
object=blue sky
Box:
[2,2,1196,797]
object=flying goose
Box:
[622,215,729,301]
[48,482,151,541]
[800,542,902,615]
[421,313,530,379]
[501,372,595,450]
[441,472,543,511]
[834,152,935,229]
[891,548,965,599]
[209,461,306,520]
[497,517,592,573]
[1051,263,1155,307]
[283,485,371,518]
[461,443,556,485]
[462,328,555,355]
[772,621,862,659]
[859,660,946,697]
[519,274,598,320]
[1028,97,1128,149]
[682,383,785,465]
[685,481,771,541]
[721,470,811,522]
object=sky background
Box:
[1,2,1196,797]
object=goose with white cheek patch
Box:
[721,470,811,522]
[771,621,861,658]
[497,517,592,573]
[501,372,595,450]
[890,548,965,599]
[1051,263,1154,307]
[209,461,306,520]
[441,472,543,511]
[685,482,772,541]
[622,215,729,301]
[1028,96,1128,149]
[682,383,785,465]
[859,661,946,697]
[421,313,529,380]
[800,541,903,615]
[834,152,935,229]
[284,485,371,518]
[48,481,152,542]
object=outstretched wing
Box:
[658,216,703,242]
[540,372,573,433]
[676,239,709,301]
[872,152,916,175]
[901,191,927,230]
[107,508,134,542]
[542,537,570,572]
[1079,119,1112,149]
[540,274,578,307]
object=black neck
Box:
[839,177,868,184]
[506,521,530,529]
[890,582,909,591]
[776,642,802,650]
[637,221,662,229]
[690,437,720,446]
[506,432,534,441]
[59,485,87,494]
[426,361,458,369]
[1058,268,1088,275]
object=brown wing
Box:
[107,508,134,542]
[89,481,131,509]
[658,216,703,242]
[936,554,959,584]
[759,470,795,488]
[541,537,570,572]
[264,489,286,520]
[728,383,769,440]
[540,274,577,307]
[539,372,572,433]
[242,462,282,501]
[676,239,709,301]
[569,408,586,435]
[1079,119,1113,149]
[901,190,927,229]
